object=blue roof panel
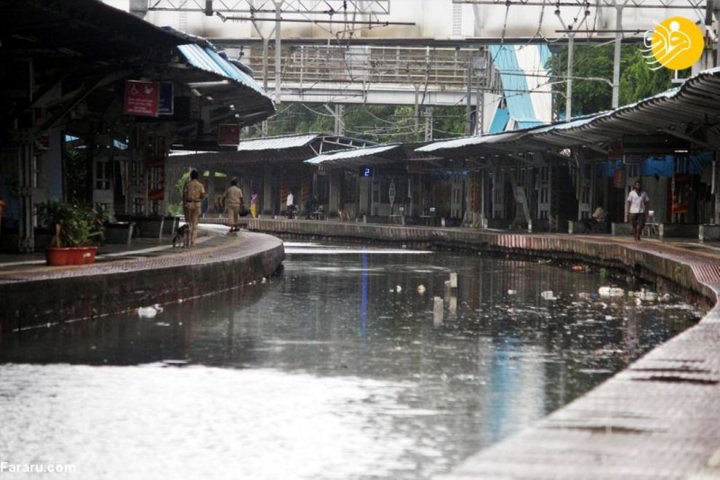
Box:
[177,44,268,96]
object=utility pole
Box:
[325,104,345,136]
[274,1,282,103]
[566,32,575,119]
[425,107,434,141]
[611,2,627,109]
[466,64,475,135]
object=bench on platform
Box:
[104,222,134,246]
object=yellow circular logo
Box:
[647,16,704,70]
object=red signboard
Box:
[123,80,160,117]
[608,139,623,160]
[217,124,240,146]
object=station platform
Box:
[0,224,284,332]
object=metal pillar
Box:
[274,2,282,103]
[611,4,624,109]
[17,138,35,252]
[424,107,433,141]
[328,170,342,215]
[263,163,273,215]
[334,104,345,136]
[566,33,575,119]
[466,65,474,135]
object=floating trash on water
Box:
[637,289,658,302]
[507,289,517,295]
[417,284,427,294]
[137,304,163,318]
[598,286,624,297]
[571,265,585,272]
[155,322,171,327]
[261,277,267,284]
[396,285,403,293]
[449,272,458,289]
[541,290,558,301]
[433,296,444,327]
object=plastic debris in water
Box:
[541,290,558,301]
[507,289,517,295]
[137,304,163,318]
[598,286,624,297]
[417,284,427,294]
[396,285,403,293]
[433,296,444,327]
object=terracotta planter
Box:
[45,247,98,266]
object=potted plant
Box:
[37,200,106,266]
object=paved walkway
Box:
[0,224,250,284]
[0,225,284,332]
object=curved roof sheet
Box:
[177,44,268,97]
[236,134,320,151]
[416,67,720,158]
[305,144,401,167]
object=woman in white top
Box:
[626,180,650,241]
[286,192,295,219]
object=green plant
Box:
[37,200,107,247]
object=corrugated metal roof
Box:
[417,68,720,157]
[415,131,523,153]
[236,134,320,151]
[177,44,268,96]
[305,144,401,166]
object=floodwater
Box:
[0,242,701,480]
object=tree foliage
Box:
[549,43,673,118]
[244,103,467,142]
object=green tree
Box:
[549,43,673,118]
[252,104,466,142]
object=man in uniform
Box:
[183,170,206,247]
[224,178,243,233]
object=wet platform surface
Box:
[0,225,284,332]
[0,226,275,285]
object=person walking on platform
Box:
[224,178,243,233]
[626,180,650,241]
[183,169,206,247]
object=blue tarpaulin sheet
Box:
[598,152,714,178]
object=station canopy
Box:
[416,67,720,160]
[169,133,375,171]
[305,144,403,168]
[0,0,275,143]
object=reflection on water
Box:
[0,243,700,480]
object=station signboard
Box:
[123,80,160,117]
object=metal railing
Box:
[244,44,493,90]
